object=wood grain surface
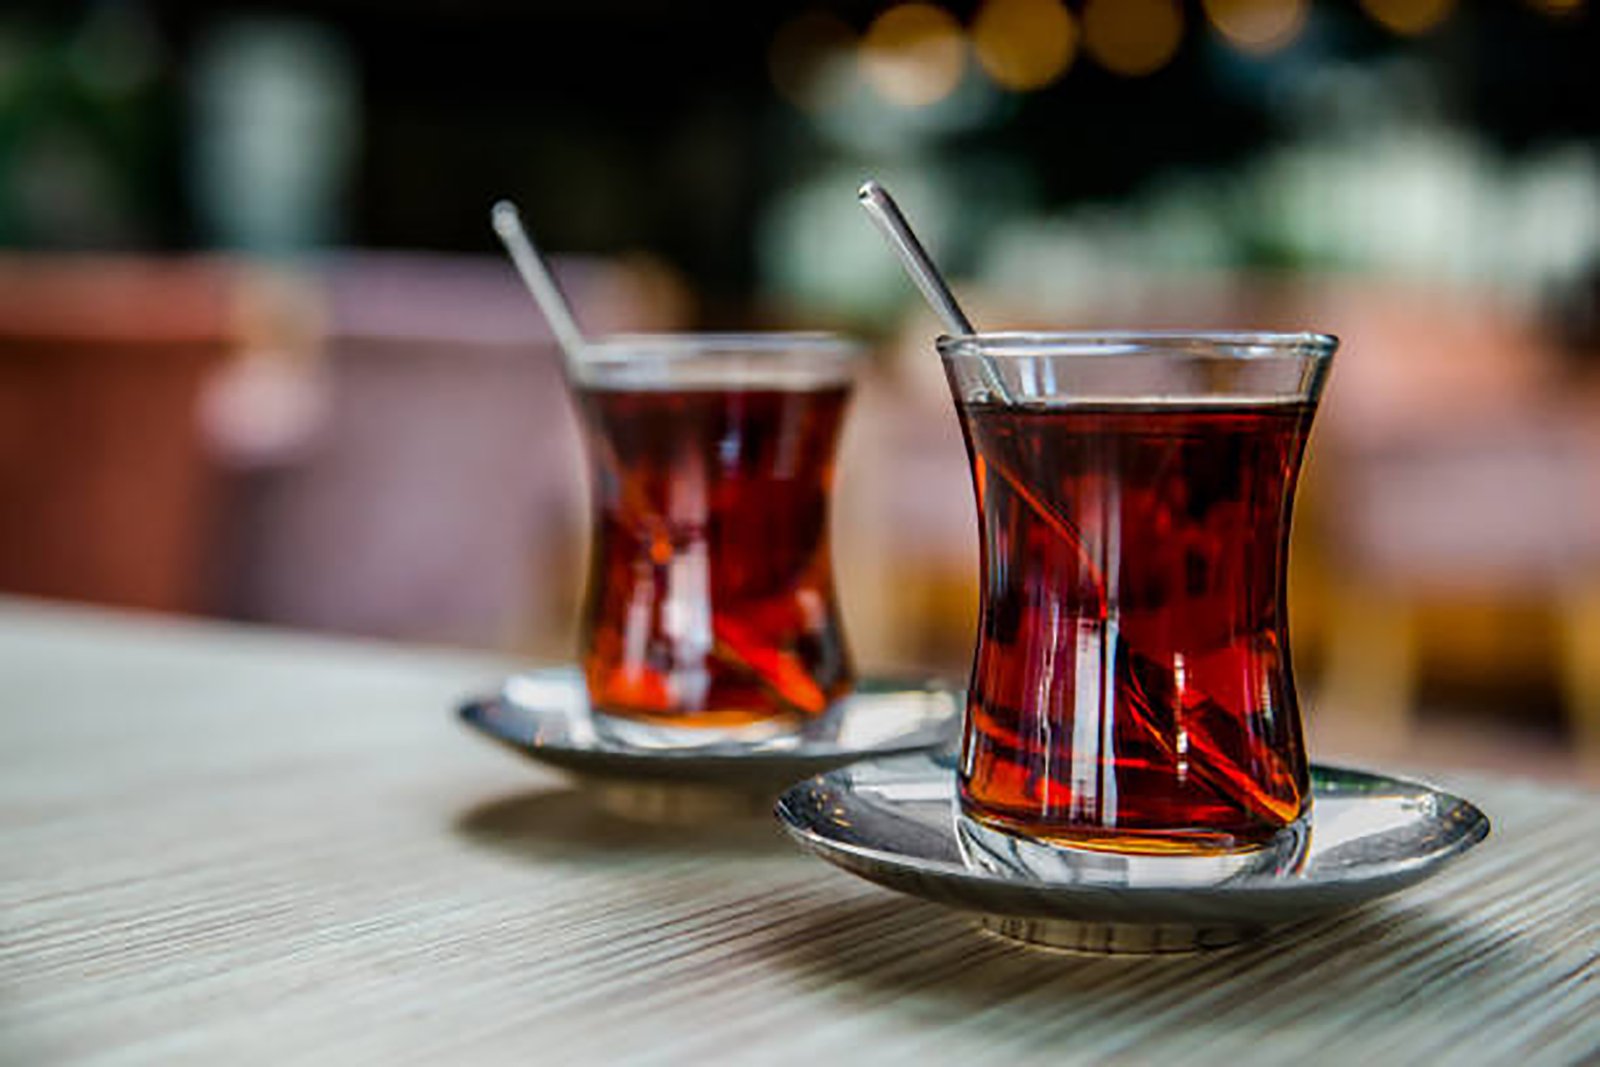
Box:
[2,598,1597,1066]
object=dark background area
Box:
[1,1,1594,307]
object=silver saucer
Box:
[775,752,1490,954]
[459,668,960,822]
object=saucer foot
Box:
[589,781,770,825]
[978,915,1253,954]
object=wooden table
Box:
[3,598,1598,1065]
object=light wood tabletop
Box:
[3,597,1597,1065]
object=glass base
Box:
[978,915,1253,954]
[590,708,805,750]
[956,810,1311,888]
[960,808,1289,854]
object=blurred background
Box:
[1,0,1597,779]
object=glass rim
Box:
[936,330,1338,360]
[581,331,863,363]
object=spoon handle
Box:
[857,181,975,338]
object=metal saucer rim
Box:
[773,753,1492,924]
[456,666,963,787]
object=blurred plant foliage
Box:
[0,2,171,248]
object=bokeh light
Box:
[1082,0,1184,77]
[972,0,1078,93]
[1203,0,1310,54]
[1523,0,1584,15]
[769,11,858,113]
[859,3,968,108]
[1359,0,1457,36]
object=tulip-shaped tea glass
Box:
[574,334,859,740]
[941,332,1336,854]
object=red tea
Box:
[577,385,853,727]
[955,401,1315,852]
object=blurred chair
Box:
[0,249,686,653]
[0,255,234,613]
[212,251,685,651]
[1299,281,1600,760]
